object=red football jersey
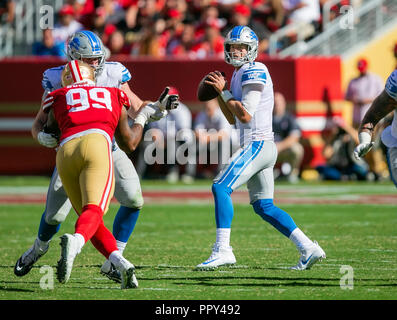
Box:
[42,85,130,143]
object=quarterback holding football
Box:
[196,26,326,270]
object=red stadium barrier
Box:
[0,56,342,174]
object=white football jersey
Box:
[42,61,131,93]
[381,70,397,147]
[230,61,274,146]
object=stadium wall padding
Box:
[0,56,342,174]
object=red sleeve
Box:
[118,89,131,110]
[42,91,55,113]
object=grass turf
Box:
[1,189,397,301]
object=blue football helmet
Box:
[224,26,258,67]
[67,30,106,75]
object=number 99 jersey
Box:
[42,85,130,146]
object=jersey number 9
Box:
[66,87,112,113]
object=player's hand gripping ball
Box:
[197,71,227,101]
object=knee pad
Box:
[130,193,144,210]
[44,202,71,225]
[123,191,144,210]
[116,185,144,209]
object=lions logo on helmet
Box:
[61,60,96,87]
[67,31,106,75]
[224,26,259,67]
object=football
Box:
[197,71,226,102]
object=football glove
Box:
[153,87,179,110]
[353,132,374,160]
[37,131,58,148]
[134,103,168,127]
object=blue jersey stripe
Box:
[122,72,131,83]
[386,73,397,100]
[242,71,267,83]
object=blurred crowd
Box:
[21,0,359,58]
[5,0,392,185]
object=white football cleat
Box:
[57,234,81,284]
[109,252,138,289]
[196,245,236,269]
[100,259,121,283]
[290,241,326,270]
[119,264,138,289]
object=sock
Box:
[75,204,103,242]
[73,233,86,252]
[33,237,50,254]
[38,211,60,242]
[108,250,127,270]
[116,240,127,254]
[215,228,231,248]
[212,183,234,228]
[289,228,313,251]
[90,222,118,259]
[252,199,297,237]
[112,206,140,243]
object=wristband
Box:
[220,90,234,103]
[134,113,147,128]
[358,131,372,144]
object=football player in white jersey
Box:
[14,31,179,282]
[354,70,397,186]
[196,26,325,270]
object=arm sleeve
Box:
[42,92,54,113]
[241,83,264,116]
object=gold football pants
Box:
[56,133,115,215]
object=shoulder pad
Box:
[241,63,267,85]
[42,66,64,91]
[105,62,131,84]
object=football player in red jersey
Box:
[42,60,177,288]
[14,31,180,283]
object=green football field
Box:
[1,176,397,302]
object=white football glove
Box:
[37,131,58,148]
[353,132,374,160]
[153,87,179,111]
[134,103,168,127]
